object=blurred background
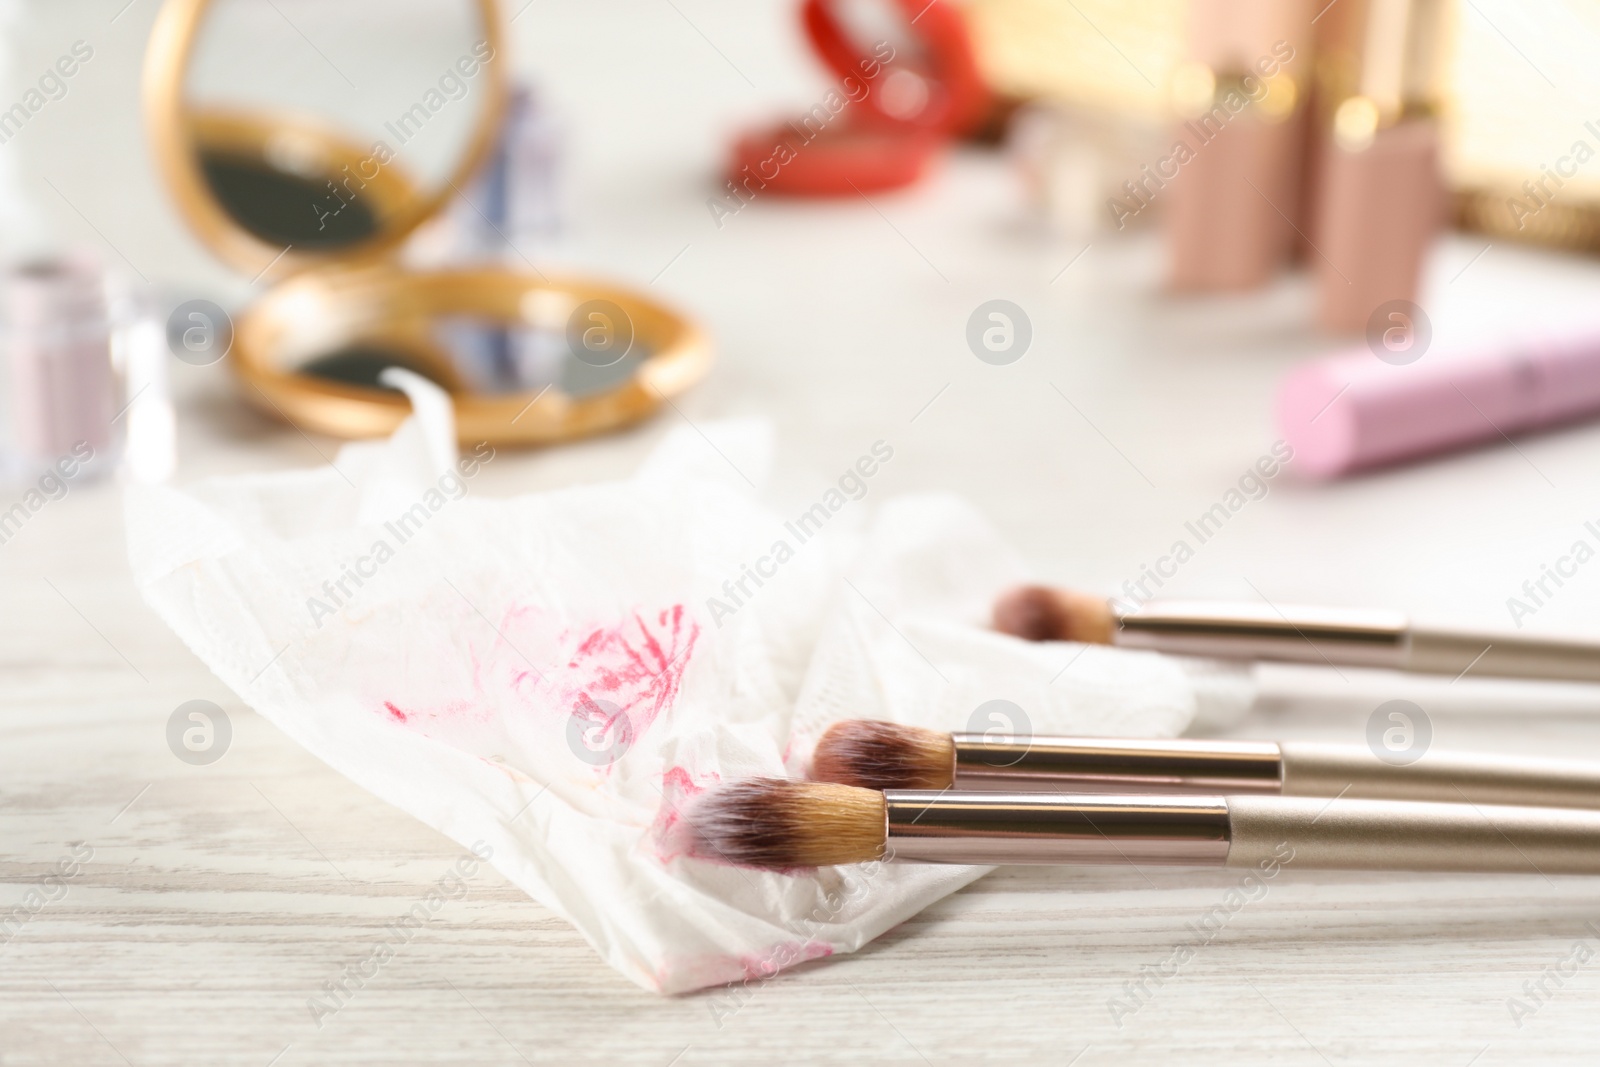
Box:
[5,0,1600,736]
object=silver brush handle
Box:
[948,736,1600,810]
[1226,795,1600,874]
[1406,626,1600,683]
[1113,601,1408,667]
[884,792,1231,866]
[1280,742,1600,809]
[950,734,1284,794]
[883,791,1600,873]
[1112,601,1600,682]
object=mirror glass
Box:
[295,316,644,400]
[253,277,648,404]
[182,0,495,252]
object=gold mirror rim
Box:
[232,267,715,446]
[143,0,508,281]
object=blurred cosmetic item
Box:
[1310,0,1448,333]
[441,81,561,261]
[1163,0,1313,291]
[0,255,173,488]
[956,0,1186,119]
[965,0,1600,259]
[1459,185,1600,256]
[432,316,565,395]
[720,0,988,201]
[1448,1,1600,255]
[1008,102,1168,238]
[109,282,176,484]
[0,257,113,485]
[409,78,568,388]
[1277,329,1600,478]
[146,0,709,449]
[1,257,113,475]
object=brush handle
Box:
[1226,795,1600,874]
[951,736,1600,811]
[884,791,1232,866]
[883,791,1600,874]
[1281,743,1600,809]
[951,734,1285,794]
[1114,601,1407,668]
[1111,600,1600,682]
[1406,626,1600,683]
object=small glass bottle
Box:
[448,81,562,262]
[0,255,119,484]
[0,254,174,487]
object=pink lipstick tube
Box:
[1277,332,1600,478]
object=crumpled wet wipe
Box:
[126,372,1252,993]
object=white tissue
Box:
[125,376,1253,993]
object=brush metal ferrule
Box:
[1113,600,1409,668]
[883,792,1232,865]
[949,735,1284,794]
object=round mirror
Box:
[146,0,505,279]
[236,266,713,445]
[145,0,712,446]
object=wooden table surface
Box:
[8,1,1600,1063]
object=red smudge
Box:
[735,941,834,980]
[365,602,696,769]
[657,941,836,991]
[508,668,542,700]
[662,765,702,794]
[372,697,480,735]
[563,604,699,748]
[650,766,720,862]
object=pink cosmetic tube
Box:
[1278,332,1600,478]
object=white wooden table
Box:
[7,2,1600,1063]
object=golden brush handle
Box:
[1281,743,1600,809]
[1226,795,1600,874]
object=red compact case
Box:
[727,0,988,196]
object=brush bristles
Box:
[683,778,886,869]
[810,720,955,790]
[992,585,1115,644]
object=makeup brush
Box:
[810,720,1600,809]
[684,777,1600,873]
[992,584,1600,683]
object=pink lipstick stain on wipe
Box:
[651,766,720,862]
[562,605,699,738]
[735,941,834,980]
[657,941,835,991]
[374,696,480,740]
[372,603,699,759]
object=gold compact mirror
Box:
[145,0,710,444]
